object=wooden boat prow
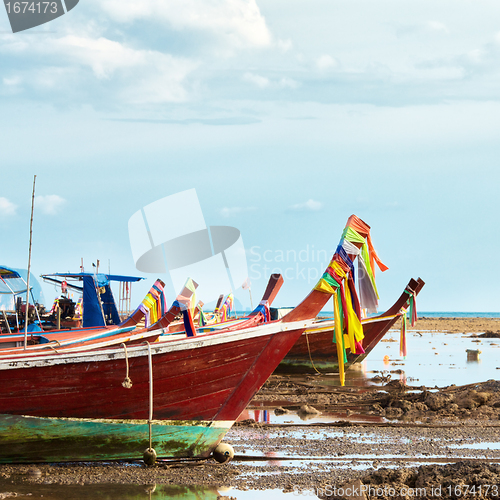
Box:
[275,277,425,374]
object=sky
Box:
[1,0,499,313]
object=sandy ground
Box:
[1,318,500,498]
[411,317,500,335]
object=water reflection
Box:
[0,482,220,500]
[0,481,311,500]
[238,407,387,425]
[304,330,497,388]
[239,330,500,425]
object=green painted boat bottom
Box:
[0,414,233,463]
[275,357,343,374]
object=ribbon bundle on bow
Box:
[313,215,388,385]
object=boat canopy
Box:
[0,266,45,313]
[43,273,144,284]
[0,266,27,295]
[41,272,144,328]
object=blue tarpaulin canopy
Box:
[41,272,143,328]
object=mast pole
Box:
[24,175,36,350]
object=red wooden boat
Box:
[0,257,319,463]
[275,277,425,374]
[0,275,322,463]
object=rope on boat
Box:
[304,330,323,375]
[147,341,153,446]
[121,341,157,464]
[143,341,157,465]
[47,340,61,353]
[121,343,133,389]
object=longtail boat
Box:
[0,215,406,463]
[275,277,425,374]
[0,272,282,360]
[165,216,423,377]
[164,273,284,337]
[0,278,174,354]
[0,293,316,463]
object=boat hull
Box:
[0,320,312,422]
[275,278,425,374]
[0,413,231,463]
[275,313,402,373]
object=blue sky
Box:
[1,0,499,312]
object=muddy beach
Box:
[1,318,500,499]
[408,317,500,335]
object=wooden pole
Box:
[24,175,36,350]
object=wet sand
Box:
[1,318,500,498]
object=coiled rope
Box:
[121,343,133,389]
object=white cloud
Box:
[0,197,17,217]
[243,72,270,88]
[98,0,272,48]
[289,199,322,212]
[316,55,338,71]
[3,76,22,87]
[395,20,449,38]
[35,195,67,215]
[243,72,300,90]
[426,21,449,35]
[54,36,145,80]
[219,206,257,217]
[277,39,293,52]
[0,33,198,104]
[278,77,300,89]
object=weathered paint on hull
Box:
[0,413,232,463]
[0,319,312,422]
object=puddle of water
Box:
[448,442,500,450]
[0,481,315,500]
[0,482,218,500]
[239,408,387,425]
[363,330,500,387]
[241,330,500,424]
[283,330,500,390]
